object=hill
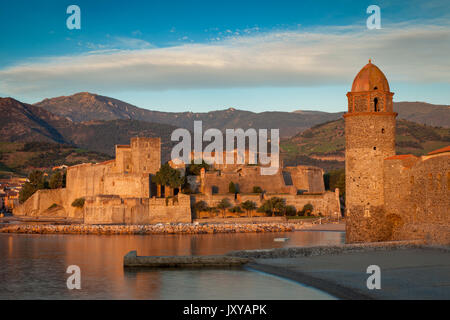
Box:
[281,119,450,171]
[35,93,449,139]
[0,98,181,173]
[0,141,112,178]
[34,92,344,138]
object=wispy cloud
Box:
[1,23,449,97]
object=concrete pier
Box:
[123,250,251,268]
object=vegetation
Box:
[299,203,314,216]
[49,170,66,189]
[228,181,238,194]
[152,163,185,188]
[258,197,286,217]
[324,168,345,196]
[193,200,209,213]
[217,198,232,217]
[187,160,210,176]
[241,200,257,217]
[71,198,85,208]
[230,206,244,214]
[19,170,48,203]
[252,186,263,193]
[285,205,297,216]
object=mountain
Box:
[0,97,179,159]
[35,93,449,139]
[394,102,450,128]
[34,92,344,138]
[281,118,450,171]
[0,97,71,144]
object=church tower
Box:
[344,60,397,242]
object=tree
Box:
[187,160,210,176]
[241,200,257,217]
[228,181,237,194]
[258,197,286,216]
[301,203,314,216]
[252,186,263,193]
[217,198,232,217]
[285,205,297,217]
[193,200,209,213]
[19,170,49,203]
[152,163,185,189]
[230,206,243,215]
[49,171,66,189]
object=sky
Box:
[0,0,449,113]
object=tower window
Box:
[381,128,385,134]
[373,147,376,150]
[374,98,379,112]
[374,87,378,90]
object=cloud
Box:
[0,23,449,96]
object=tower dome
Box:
[351,60,390,92]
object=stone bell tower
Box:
[344,60,397,243]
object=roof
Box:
[352,60,390,92]
[384,154,416,160]
[427,145,450,156]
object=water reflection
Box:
[0,231,343,299]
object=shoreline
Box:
[230,241,450,300]
[0,222,297,235]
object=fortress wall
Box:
[285,166,325,193]
[114,146,131,173]
[103,173,149,198]
[13,188,67,217]
[384,154,450,244]
[84,194,191,224]
[203,167,290,194]
[66,163,110,201]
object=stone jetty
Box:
[124,250,251,268]
[0,222,295,235]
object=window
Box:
[381,128,385,134]
[374,98,379,112]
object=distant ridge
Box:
[34,92,345,138]
[35,93,449,139]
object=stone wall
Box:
[384,153,450,244]
[202,167,292,195]
[191,190,340,218]
[83,194,191,224]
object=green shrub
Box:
[252,186,263,193]
[48,203,58,210]
[71,198,85,208]
[285,205,297,216]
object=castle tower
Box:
[344,60,397,242]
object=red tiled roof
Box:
[427,145,450,155]
[385,154,415,160]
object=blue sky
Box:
[0,0,449,112]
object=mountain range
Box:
[1,92,449,174]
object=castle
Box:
[345,60,449,244]
[15,138,340,223]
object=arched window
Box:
[374,98,379,112]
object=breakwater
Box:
[0,222,295,235]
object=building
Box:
[14,136,340,223]
[345,61,449,244]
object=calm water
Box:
[0,231,344,300]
